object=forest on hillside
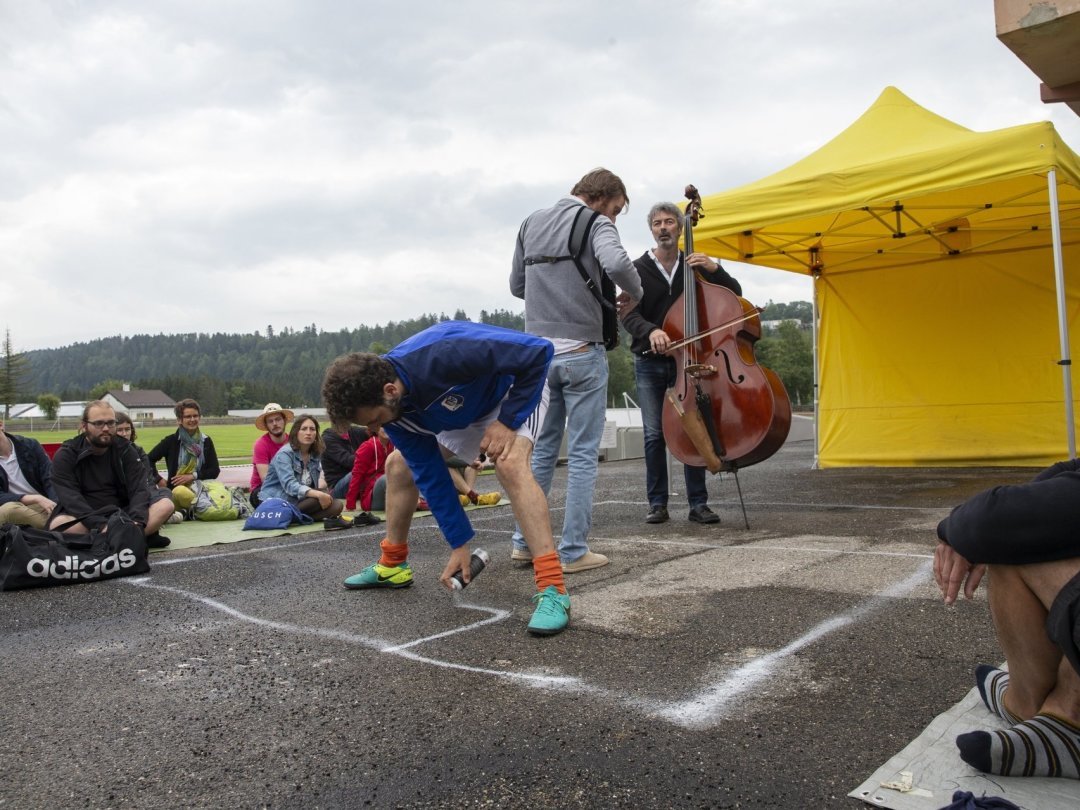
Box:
[7,302,814,415]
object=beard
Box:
[88,432,113,449]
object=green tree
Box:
[0,329,32,419]
[36,393,61,422]
[757,321,813,406]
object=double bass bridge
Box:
[684,363,717,378]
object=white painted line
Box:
[125,557,935,728]
[654,560,934,728]
[124,577,580,687]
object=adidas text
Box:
[26,549,138,581]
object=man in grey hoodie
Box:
[510,168,643,573]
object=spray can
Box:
[450,548,489,590]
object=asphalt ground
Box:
[0,437,1032,809]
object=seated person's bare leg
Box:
[46,514,89,534]
[462,465,478,491]
[447,467,471,498]
[959,558,1080,778]
[980,563,1062,719]
[146,498,175,535]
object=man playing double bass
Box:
[620,201,742,525]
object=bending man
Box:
[322,320,572,636]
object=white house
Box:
[103,388,177,421]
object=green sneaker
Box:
[343,562,413,590]
[527,585,571,636]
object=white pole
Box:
[1048,169,1077,458]
[811,270,821,469]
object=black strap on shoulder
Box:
[522,206,613,311]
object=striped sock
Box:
[975,664,1022,724]
[956,713,1080,778]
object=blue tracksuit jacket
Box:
[383,321,553,548]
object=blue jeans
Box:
[635,354,709,509]
[513,344,608,563]
[331,473,352,500]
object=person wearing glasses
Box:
[147,398,221,494]
[47,401,174,547]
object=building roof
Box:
[106,389,176,408]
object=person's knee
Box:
[385,451,415,488]
[494,452,532,492]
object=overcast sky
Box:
[3,0,1079,352]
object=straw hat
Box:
[255,402,295,431]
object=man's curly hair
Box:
[321,352,396,427]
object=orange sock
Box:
[379,539,409,567]
[532,551,566,594]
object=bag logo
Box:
[440,394,464,412]
[25,549,138,581]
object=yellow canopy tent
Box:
[691,87,1080,467]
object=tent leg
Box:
[1048,170,1077,458]
[811,270,821,469]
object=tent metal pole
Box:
[811,271,821,469]
[1048,169,1077,458]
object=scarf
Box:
[177,428,204,476]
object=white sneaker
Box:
[166,511,184,524]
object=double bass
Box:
[660,185,792,481]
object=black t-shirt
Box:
[79,452,130,510]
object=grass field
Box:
[22,424,264,465]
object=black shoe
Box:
[323,516,353,531]
[688,505,720,524]
[146,532,171,548]
[645,506,669,524]
[353,511,381,526]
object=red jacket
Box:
[346,435,394,511]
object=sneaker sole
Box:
[343,579,413,590]
[527,623,568,637]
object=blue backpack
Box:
[242,498,313,530]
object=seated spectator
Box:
[114,413,182,524]
[344,433,492,514]
[0,418,57,529]
[258,414,345,523]
[147,399,220,505]
[935,458,1080,779]
[249,402,293,507]
[322,423,369,500]
[346,428,393,512]
[47,401,174,547]
[447,454,501,507]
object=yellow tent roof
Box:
[692,86,1080,277]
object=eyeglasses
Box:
[86,420,117,428]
